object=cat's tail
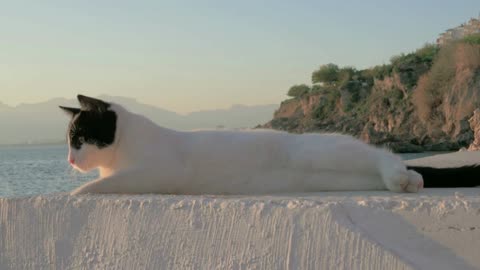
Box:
[407,165,480,188]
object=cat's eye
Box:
[78,137,85,143]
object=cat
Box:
[60,95,480,195]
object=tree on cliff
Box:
[287,84,311,97]
[337,66,357,87]
[311,63,340,86]
[312,64,359,88]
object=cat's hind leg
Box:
[292,136,423,192]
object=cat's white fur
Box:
[69,103,424,195]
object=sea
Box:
[0,144,97,198]
[0,144,446,198]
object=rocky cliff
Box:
[468,109,480,151]
[263,40,480,152]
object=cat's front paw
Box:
[382,167,424,193]
[70,187,86,196]
[70,183,94,195]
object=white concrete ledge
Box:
[1,189,479,270]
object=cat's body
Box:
[61,95,479,195]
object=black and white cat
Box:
[60,95,480,195]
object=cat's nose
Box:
[69,158,75,164]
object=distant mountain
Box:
[0,96,277,145]
[0,102,11,111]
[186,104,278,130]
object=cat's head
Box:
[60,95,118,172]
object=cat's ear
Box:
[59,106,80,116]
[77,95,110,112]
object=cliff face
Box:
[263,43,480,152]
[468,109,480,150]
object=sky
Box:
[1,1,479,113]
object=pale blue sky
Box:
[1,1,479,112]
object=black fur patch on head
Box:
[68,109,117,150]
[61,95,117,150]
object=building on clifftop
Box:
[437,16,480,45]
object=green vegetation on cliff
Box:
[287,84,311,98]
[463,33,480,45]
[264,37,480,152]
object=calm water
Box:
[0,144,446,198]
[0,144,98,198]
